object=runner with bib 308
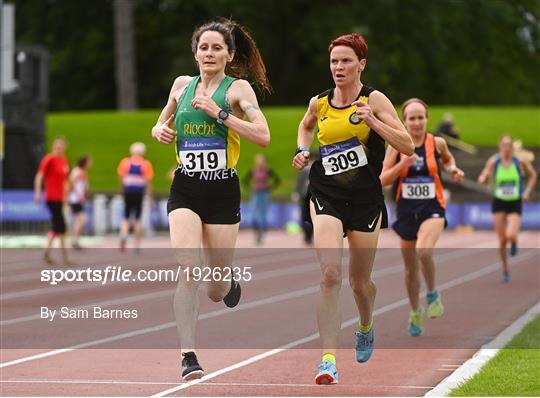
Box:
[380,98,464,337]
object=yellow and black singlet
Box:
[309,85,386,203]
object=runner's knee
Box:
[416,248,433,264]
[349,278,375,297]
[320,266,341,289]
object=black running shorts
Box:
[306,191,388,236]
[167,165,241,225]
[392,210,447,241]
[70,203,84,214]
[491,198,522,215]
[124,191,144,220]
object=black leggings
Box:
[46,201,66,234]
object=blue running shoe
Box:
[315,360,338,384]
[502,272,510,283]
[408,306,425,336]
[510,242,518,257]
[355,327,374,363]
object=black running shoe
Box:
[223,277,241,308]
[181,351,204,381]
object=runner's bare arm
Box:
[435,136,464,182]
[292,97,317,170]
[220,79,270,147]
[379,146,412,187]
[152,76,191,144]
[520,159,537,200]
[298,96,317,148]
[159,76,191,123]
[33,172,44,203]
[353,91,414,155]
[478,155,496,184]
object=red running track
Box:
[1,230,539,396]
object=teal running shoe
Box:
[427,290,444,319]
[502,272,510,283]
[408,306,425,336]
[315,360,338,385]
[355,326,374,362]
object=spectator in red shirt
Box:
[34,137,71,265]
[117,142,154,253]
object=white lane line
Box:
[1,247,474,326]
[0,249,315,279]
[151,250,537,397]
[0,279,341,369]
[0,247,494,367]
[0,379,178,385]
[425,300,540,397]
[0,250,321,300]
[1,248,528,372]
[0,289,173,326]
[0,379,435,389]
[0,243,488,301]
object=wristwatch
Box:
[295,146,310,156]
[216,109,230,124]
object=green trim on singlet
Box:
[174,75,237,166]
[494,156,522,201]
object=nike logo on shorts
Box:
[315,198,324,211]
[367,215,378,229]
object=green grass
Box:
[46,106,539,195]
[449,314,540,396]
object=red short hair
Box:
[328,33,368,60]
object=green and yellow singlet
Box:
[493,156,522,201]
[174,76,240,171]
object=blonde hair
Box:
[130,142,146,156]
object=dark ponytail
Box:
[191,18,272,94]
[77,154,91,168]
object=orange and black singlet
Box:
[394,133,445,215]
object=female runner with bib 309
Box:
[478,135,536,283]
[292,33,413,385]
[151,19,271,381]
[380,98,464,337]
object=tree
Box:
[113,0,137,110]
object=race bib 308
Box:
[402,176,436,199]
